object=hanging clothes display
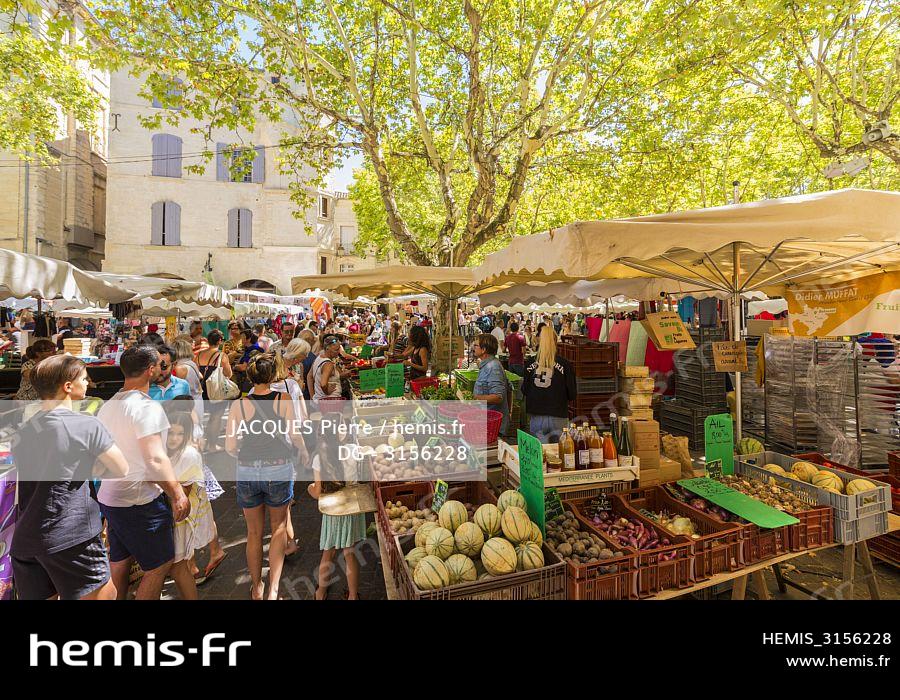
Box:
[585,315,603,341]
[698,297,718,327]
[677,296,696,323]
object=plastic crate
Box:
[889,451,900,478]
[616,486,743,579]
[794,453,900,513]
[567,394,614,426]
[501,464,633,502]
[569,497,694,598]
[786,505,834,551]
[575,376,618,394]
[393,535,566,600]
[659,400,725,449]
[557,339,618,378]
[868,532,900,566]
[375,482,435,575]
[453,368,523,393]
[835,512,890,544]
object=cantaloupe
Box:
[525,521,543,546]
[738,437,764,455]
[497,489,526,514]
[791,461,819,483]
[812,470,844,493]
[413,555,450,590]
[481,537,517,575]
[453,521,485,557]
[424,526,455,560]
[763,463,787,477]
[515,542,545,571]
[474,503,502,538]
[405,546,428,569]
[444,553,477,585]
[846,478,877,496]
[415,521,439,549]
[500,506,533,544]
[438,500,468,532]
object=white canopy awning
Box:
[0,250,136,304]
[95,272,231,308]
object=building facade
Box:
[0,2,109,270]
[103,71,363,294]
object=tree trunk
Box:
[431,297,465,374]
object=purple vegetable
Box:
[661,538,670,546]
[689,498,708,512]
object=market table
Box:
[649,513,900,601]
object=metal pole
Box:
[732,242,742,441]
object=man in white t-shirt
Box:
[491,322,506,355]
[97,345,189,600]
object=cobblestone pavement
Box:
[162,452,387,601]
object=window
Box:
[340,263,355,273]
[339,225,356,251]
[216,143,265,184]
[151,78,184,110]
[319,196,330,218]
[150,201,181,246]
[151,134,182,178]
[227,208,253,248]
[320,256,327,275]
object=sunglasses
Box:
[159,362,170,370]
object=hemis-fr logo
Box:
[30,633,251,667]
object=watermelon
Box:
[438,500,468,533]
[415,521,439,549]
[474,503,502,537]
[737,437,764,455]
[444,554,477,585]
[424,526,455,560]
[500,506,533,544]
[405,546,428,569]
[454,521,485,557]
[414,555,450,590]
[515,542,545,571]
[497,489,526,513]
[481,537,516,576]
[812,470,843,493]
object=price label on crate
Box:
[705,458,723,480]
[594,492,612,512]
[544,488,565,521]
[431,479,449,514]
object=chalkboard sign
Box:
[705,458,723,480]
[359,344,374,359]
[517,430,546,535]
[677,477,799,528]
[544,488,565,521]
[431,479,449,513]
[593,492,612,512]
[358,368,384,392]
[385,362,405,398]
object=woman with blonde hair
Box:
[521,324,577,444]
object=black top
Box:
[522,355,577,418]
[236,392,295,463]
[11,408,114,557]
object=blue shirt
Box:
[149,375,191,401]
[473,356,509,435]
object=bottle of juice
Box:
[602,431,618,468]
[575,425,590,470]
[559,428,576,472]
[589,426,603,469]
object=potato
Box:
[557,543,573,557]
[399,506,409,514]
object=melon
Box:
[473,503,502,538]
[846,478,877,496]
[763,464,787,477]
[790,461,819,483]
[481,537,517,576]
[525,521,543,546]
[424,526,455,560]
[438,500,468,532]
[413,555,450,590]
[738,437,764,455]
[497,489,526,514]
[812,470,844,493]
[500,506,533,544]
[515,542,545,571]
[444,553,477,585]
[454,521,485,557]
[415,521,439,549]
[405,546,428,569]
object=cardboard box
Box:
[639,468,660,487]
[617,392,653,409]
[620,377,655,393]
[746,318,788,337]
[619,365,650,378]
[659,456,682,483]
[628,418,660,469]
[619,407,654,421]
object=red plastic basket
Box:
[410,376,440,397]
[458,409,503,447]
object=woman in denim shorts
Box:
[225,354,308,600]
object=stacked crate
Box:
[616,366,655,421]
[557,336,618,429]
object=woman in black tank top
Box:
[225,354,308,600]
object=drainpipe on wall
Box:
[23,161,30,254]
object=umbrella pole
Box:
[732,243,743,441]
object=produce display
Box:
[790,461,819,483]
[420,384,459,401]
[544,510,624,573]
[846,478,878,496]
[590,512,680,560]
[408,490,546,589]
[640,510,699,538]
[368,440,473,481]
[385,500,438,535]
[719,475,811,512]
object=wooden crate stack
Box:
[616,366,654,421]
[63,338,93,356]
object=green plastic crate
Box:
[453,368,523,392]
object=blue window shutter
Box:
[216,143,228,181]
[151,202,164,244]
[151,134,166,176]
[167,135,183,178]
[251,146,265,183]
[239,208,253,247]
[164,202,181,245]
[152,95,162,108]
[227,208,239,247]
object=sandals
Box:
[203,552,228,580]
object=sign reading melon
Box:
[385,363,405,398]
[517,430,545,535]
[704,413,734,476]
[678,477,799,528]
[359,368,384,392]
[712,341,748,372]
[641,311,696,351]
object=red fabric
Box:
[755,311,775,320]
[585,316,603,341]
[607,318,631,360]
[644,337,676,395]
